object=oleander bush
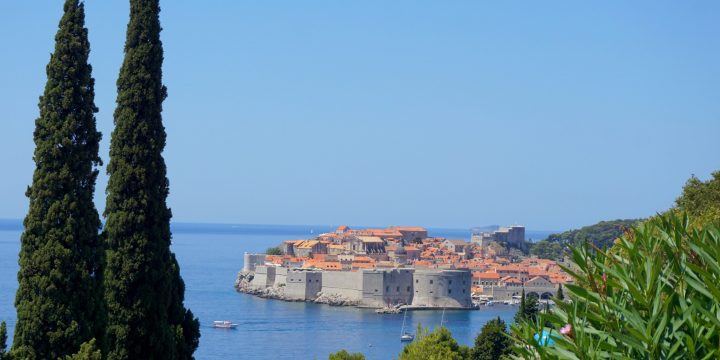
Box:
[511,213,720,359]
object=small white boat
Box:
[400,308,414,342]
[212,320,238,329]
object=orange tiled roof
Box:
[296,240,320,249]
[501,276,522,284]
[391,226,427,232]
[473,271,501,280]
[352,262,374,269]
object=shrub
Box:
[511,213,720,359]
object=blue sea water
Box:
[0,222,553,359]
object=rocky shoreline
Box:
[235,271,359,307]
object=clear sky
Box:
[0,1,718,230]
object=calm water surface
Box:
[0,223,552,359]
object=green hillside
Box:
[531,219,642,260]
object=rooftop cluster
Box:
[262,225,570,300]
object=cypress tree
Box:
[0,321,7,359]
[514,289,527,324]
[471,317,511,360]
[556,283,564,301]
[103,0,199,359]
[13,1,103,358]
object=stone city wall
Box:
[243,253,267,272]
[411,270,473,308]
[285,270,323,300]
[361,269,414,307]
[241,256,474,309]
[320,271,364,302]
[251,265,276,288]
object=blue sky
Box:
[0,1,718,230]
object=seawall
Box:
[236,264,474,310]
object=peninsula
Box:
[236,225,570,309]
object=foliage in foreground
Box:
[102,0,199,358]
[65,339,101,360]
[13,1,104,358]
[512,213,720,359]
[399,326,470,360]
[328,349,365,360]
[0,321,8,360]
[513,290,539,325]
[471,317,511,360]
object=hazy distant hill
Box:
[470,225,500,232]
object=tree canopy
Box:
[13,1,104,358]
[514,290,539,325]
[529,240,564,260]
[399,326,470,360]
[102,0,199,358]
[675,171,720,227]
[328,349,365,360]
[0,321,8,360]
[65,339,102,360]
[266,246,283,255]
[543,218,642,251]
[471,317,511,360]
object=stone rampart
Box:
[361,269,414,307]
[238,257,474,309]
[285,270,323,300]
[411,270,473,308]
[243,253,267,272]
[320,271,364,302]
[250,265,276,288]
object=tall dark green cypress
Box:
[13,1,103,358]
[514,289,527,324]
[0,321,7,359]
[556,283,564,301]
[103,0,199,359]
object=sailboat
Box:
[400,308,414,342]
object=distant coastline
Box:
[0,219,555,242]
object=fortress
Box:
[239,253,474,309]
[236,224,569,307]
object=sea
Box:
[0,220,553,360]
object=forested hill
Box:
[546,219,643,249]
[530,219,643,260]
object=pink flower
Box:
[601,273,607,282]
[560,324,572,336]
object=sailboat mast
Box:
[401,308,407,335]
